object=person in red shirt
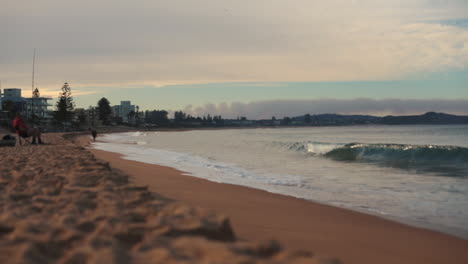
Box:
[13,112,44,145]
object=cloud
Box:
[182,99,468,119]
[1,0,467,90]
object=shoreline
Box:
[91,131,468,241]
[80,135,468,264]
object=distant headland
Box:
[286,112,468,126]
[164,111,468,128]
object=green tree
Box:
[97,97,112,125]
[304,114,312,123]
[88,106,97,126]
[54,82,75,123]
[127,110,136,125]
[145,110,169,125]
[174,111,187,122]
[77,111,87,124]
[213,115,224,126]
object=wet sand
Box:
[81,135,468,264]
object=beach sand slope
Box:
[0,134,338,264]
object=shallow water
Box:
[93,125,468,239]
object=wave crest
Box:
[325,143,468,162]
[278,141,468,177]
[324,143,468,176]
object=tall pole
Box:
[31,48,36,119]
[32,48,36,95]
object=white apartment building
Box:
[1,88,52,119]
[113,101,136,123]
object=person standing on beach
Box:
[13,112,44,145]
[91,128,97,142]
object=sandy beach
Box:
[80,135,468,264]
[0,133,339,264]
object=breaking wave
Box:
[283,141,468,177]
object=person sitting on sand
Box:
[13,112,44,145]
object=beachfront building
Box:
[24,98,53,119]
[24,89,53,119]
[1,88,52,119]
[2,88,26,113]
[111,105,120,120]
[87,106,102,126]
[112,100,135,123]
[3,88,22,98]
[72,107,102,127]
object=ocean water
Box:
[92,125,468,239]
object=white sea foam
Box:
[306,142,344,154]
[92,125,468,239]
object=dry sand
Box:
[80,135,468,264]
[0,133,339,264]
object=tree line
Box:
[1,82,268,130]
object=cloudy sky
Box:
[1,0,467,118]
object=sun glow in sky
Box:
[1,0,467,117]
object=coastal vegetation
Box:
[97,97,112,125]
[53,82,75,123]
[1,83,467,132]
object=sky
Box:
[1,0,467,118]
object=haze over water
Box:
[93,125,468,239]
